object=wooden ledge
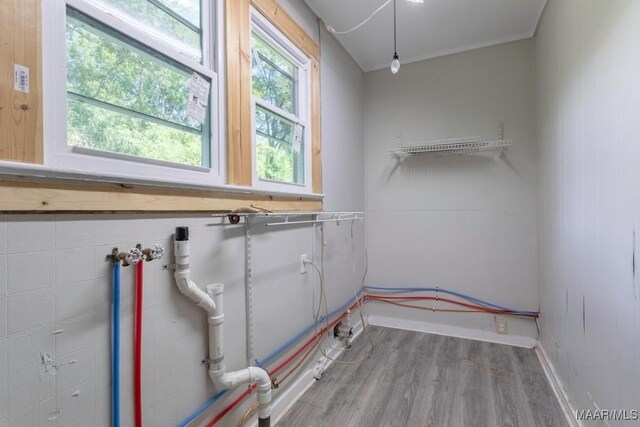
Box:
[0,179,322,213]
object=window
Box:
[44,0,221,184]
[251,11,311,190]
[91,0,203,62]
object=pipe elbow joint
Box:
[209,368,252,390]
[248,367,272,422]
[209,367,272,405]
[174,274,217,315]
[248,366,271,392]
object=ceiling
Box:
[304,0,547,72]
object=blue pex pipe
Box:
[176,285,536,426]
[112,263,121,427]
[176,286,535,426]
[364,286,538,316]
[177,389,228,427]
[176,291,364,427]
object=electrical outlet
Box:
[495,317,508,335]
[299,254,308,274]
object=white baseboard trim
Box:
[367,315,537,348]
[248,319,364,427]
[251,317,580,427]
[535,342,581,427]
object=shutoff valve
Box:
[113,247,143,266]
[141,244,165,261]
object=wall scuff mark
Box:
[40,351,60,374]
[581,296,585,336]
[633,229,637,298]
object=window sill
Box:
[0,160,323,213]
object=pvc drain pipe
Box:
[173,227,272,427]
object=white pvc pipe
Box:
[173,240,217,314]
[173,232,272,424]
[206,283,224,374]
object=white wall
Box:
[0,2,365,426]
[535,0,640,418]
[364,39,539,339]
[279,0,365,211]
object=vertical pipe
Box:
[206,284,225,375]
[134,261,144,427]
[112,262,121,427]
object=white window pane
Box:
[255,107,304,184]
[67,11,202,130]
[94,0,202,62]
[155,0,200,27]
[66,8,209,167]
[252,32,297,114]
[68,99,204,166]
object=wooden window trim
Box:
[227,0,322,193]
[0,179,322,213]
[0,0,44,164]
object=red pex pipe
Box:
[364,295,538,316]
[206,386,255,427]
[269,309,353,377]
[204,299,363,427]
[202,293,536,427]
[134,261,144,427]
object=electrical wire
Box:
[237,402,258,427]
[177,293,364,427]
[321,218,374,364]
[237,342,321,427]
[393,0,397,55]
[352,218,369,323]
[307,219,374,366]
[181,284,536,427]
[201,287,537,427]
[280,341,320,383]
[205,387,255,427]
[364,295,538,317]
[310,260,370,364]
[182,218,538,426]
[257,292,363,369]
[366,297,536,317]
[208,303,362,427]
[364,286,539,316]
[324,0,391,34]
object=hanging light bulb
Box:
[390,0,400,74]
[390,53,400,74]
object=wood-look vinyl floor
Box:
[277,326,568,427]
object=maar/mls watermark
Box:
[576,409,639,422]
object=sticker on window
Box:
[14,64,29,93]
[293,124,303,153]
[187,72,210,124]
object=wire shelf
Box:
[385,124,512,162]
[209,211,365,226]
[385,137,512,161]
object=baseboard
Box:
[535,342,581,427]
[367,315,537,348]
[258,317,579,427]
[248,319,364,427]
[253,317,578,427]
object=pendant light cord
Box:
[324,0,391,34]
[393,0,397,56]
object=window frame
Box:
[249,7,312,194]
[42,0,225,186]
